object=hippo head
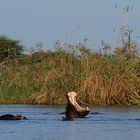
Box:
[65,92,90,121]
[14,114,27,120]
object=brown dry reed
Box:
[0,45,140,105]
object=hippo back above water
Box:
[0,114,27,120]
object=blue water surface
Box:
[0,105,140,140]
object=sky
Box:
[0,0,140,52]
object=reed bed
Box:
[0,45,140,105]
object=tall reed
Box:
[0,46,140,105]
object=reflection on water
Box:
[0,105,140,140]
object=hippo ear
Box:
[17,114,21,117]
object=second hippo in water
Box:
[64,92,90,121]
[0,114,27,120]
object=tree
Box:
[0,35,24,61]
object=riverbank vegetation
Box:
[0,35,140,105]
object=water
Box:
[0,105,140,140]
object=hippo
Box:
[0,114,27,120]
[63,92,90,121]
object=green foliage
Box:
[0,35,24,61]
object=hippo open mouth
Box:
[64,92,90,121]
